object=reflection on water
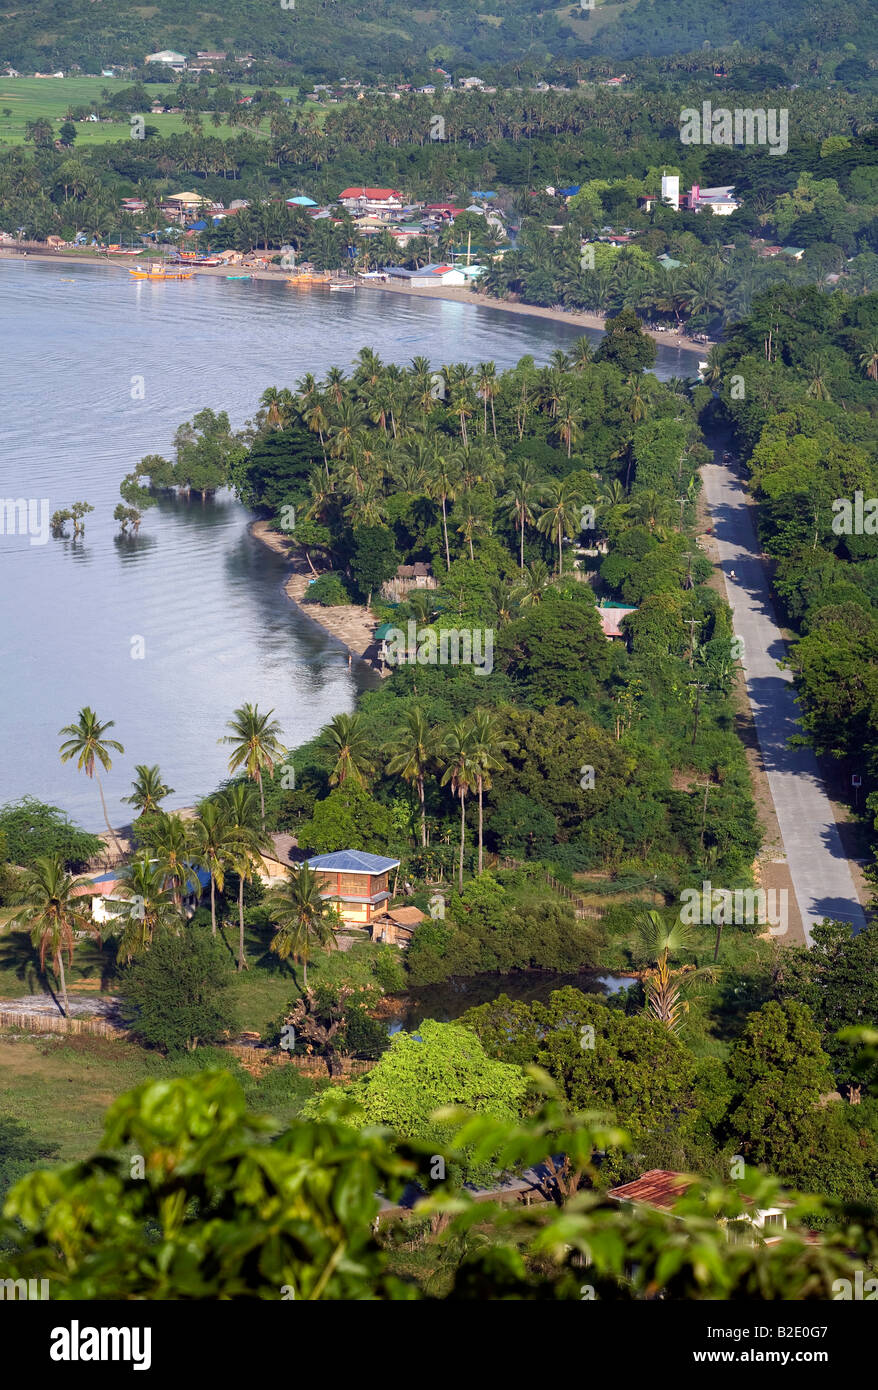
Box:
[392,969,637,1032]
[2,259,701,828]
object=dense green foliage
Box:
[2,0,873,80]
[118,928,237,1051]
[4,1064,878,1299]
[0,798,103,871]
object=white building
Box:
[661,173,680,210]
[145,50,188,71]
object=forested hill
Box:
[0,0,874,80]
[592,0,870,62]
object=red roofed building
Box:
[339,187,403,214]
[608,1170,692,1211]
[609,1169,792,1246]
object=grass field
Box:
[0,77,312,146]
[0,1033,317,1162]
[0,912,379,1162]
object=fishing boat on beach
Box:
[226,273,252,281]
[329,275,357,290]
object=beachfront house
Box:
[70,865,210,925]
[381,561,437,602]
[259,833,301,883]
[306,850,400,929]
[386,263,469,287]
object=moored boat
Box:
[129,263,194,281]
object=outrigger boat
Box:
[285,272,331,286]
[129,262,194,281]
[225,273,252,280]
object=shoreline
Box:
[250,519,383,668]
[0,246,713,355]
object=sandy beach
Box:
[251,519,382,665]
[1,245,711,355]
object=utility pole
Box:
[690,680,709,746]
[694,779,712,851]
[686,617,699,666]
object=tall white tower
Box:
[661,173,680,210]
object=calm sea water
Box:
[1,258,701,830]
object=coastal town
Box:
[1,0,877,1336]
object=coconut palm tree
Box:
[599,478,627,507]
[858,341,878,382]
[58,707,125,858]
[7,855,98,1018]
[122,764,174,818]
[638,910,711,1033]
[190,799,239,936]
[144,811,199,911]
[260,386,295,429]
[441,721,476,891]
[113,855,180,962]
[475,360,499,437]
[456,496,490,561]
[325,712,373,789]
[537,477,583,575]
[266,862,338,987]
[467,710,510,873]
[627,489,678,536]
[501,462,542,569]
[569,335,594,371]
[556,398,582,458]
[427,446,459,571]
[221,702,284,832]
[514,558,552,607]
[383,705,435,848]
[216,783,268,972]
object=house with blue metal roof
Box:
[306,850,400,928]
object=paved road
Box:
[701,449,866,947]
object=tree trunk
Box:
[258,770,265,832]
[441,496,451,571]
[419,777,426,848]
[519,517,525,570]
[237,877,247,971]
[57,952,69,1020]
[96,774,122,859]
[458,791,466,890]
[478,780,484,874]
[210,876,217,936]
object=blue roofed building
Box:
[306,850,400,929]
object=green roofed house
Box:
[597,601,636,639]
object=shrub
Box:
[118,927,236,1052]
[372,945,406,994]
[302,572,352,606]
